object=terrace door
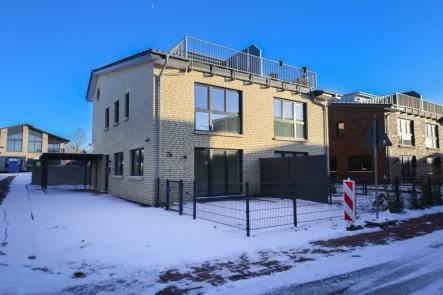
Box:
[194,148,242,196]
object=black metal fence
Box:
[160,176,443,237]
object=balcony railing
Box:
[332,93,443,117]
[169,36,317,89]
[47,148,65,153]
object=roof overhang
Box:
[311,90,342,101]
[39,153,103,161]
[85,50,190,102]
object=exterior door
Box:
[104,155,109,191]
[194,148,242,196]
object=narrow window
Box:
[27,130,42,153]
[125,93,129,118]
[97,88,100,101]
[397,118,414,146]
[6,126,23,152]
[131,148,144,176]
[105,108,109,128]
[336,122,344,136]
[425,124,439,148]
[273,98,306,139]
[348,155,373,172]
[330,157,338,172]
[401,156,416,182]
[194,84,241,133]
[114,100,120,124]
[114,152,124,175]
[274,151,307,157]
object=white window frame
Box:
[425,124,439,148]
[397,118,414,146]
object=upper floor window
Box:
[114,100,120,124]
[105,107,110,128]
[125,93,130,118]
[336,122,344,136]
[194,84,241,133]
[97,88,100,101]
[48,143,60,153]
[348,155,372,172]
[131,148,144,176]
[274,98,306,139]
[28,130,42,153]
[6,126,23,152]
[425,124,439,148]
[398,118,414,146]
[114,152,124,175]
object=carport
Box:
[39,153,103,193]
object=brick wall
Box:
[91,63,327,205]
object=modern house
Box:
[0,124,70,172]
[86,36,338,205]
[329,91,443,182]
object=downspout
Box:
[311,98,329,178]
[156,53,169,207]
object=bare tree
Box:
[65,128,89,153]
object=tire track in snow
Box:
[1,208,9,246]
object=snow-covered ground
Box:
[1,173,442,294]
[0,173,17,181]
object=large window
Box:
[336,122,344,136]
[114,152,124,175]
[425,124,439,148]
[48,143,60,153]
[194,148,242,195]
[105,107,109,128]
[330,157,338,172]
[274,98,306,139]
[125,93,130,118]
[7,126,23,152]
[131,148,144,176]
[194,84,241,133]
[398,118,414,146]
[274,151,307,157]
[114,100,120,124]
[401,156,416,182]
[348,155,372,172]
[28,130,42,153]
[427,157,441,175]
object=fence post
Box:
[165,179,170,211]
[328,177,332,205]
[193,180,197,219]
[428,176,433,206]
[292,181,297,227]
[246,182,250,237]
[179,180,184,215]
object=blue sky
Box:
[1,0,442,141]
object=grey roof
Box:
[0,123,70,143]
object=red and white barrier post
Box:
[343,179,356,222]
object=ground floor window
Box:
[329,157,338,172]
[131,148,144,176]
[194,148,242,196]
[427,157,441,175]
[400,156,416,182]
[114,152,124,175]
[348,155,372,172]
[274,151,307,158]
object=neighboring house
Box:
[329,91,443,182]
[0,124,69,172]
[86,36,338,206]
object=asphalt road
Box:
[265,243,443,295]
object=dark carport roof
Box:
[39,153,103,161]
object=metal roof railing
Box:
[169,36,317,89]
[331,93,443,117]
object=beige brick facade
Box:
[0,124,67,171]
[91,61,327,206]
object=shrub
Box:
[408,183,423,210]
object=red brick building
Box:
[329,92,443,183]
